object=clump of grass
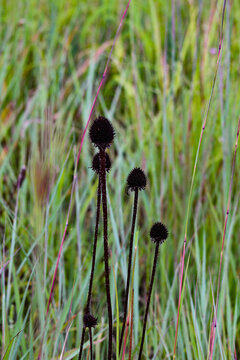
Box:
[208,118,240,359]
[2,1,238,359]
[173,1,227,355]
[43,1,131,328]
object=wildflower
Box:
[126,167,147,192]
[150,222,168,244]
[92,152,111,174]
[138,222,168,359]
[89,116,115,149]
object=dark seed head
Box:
[150,222,168,244]
[83,312,98,328]
[89,116,115,149]
[126,168,147,192]
[92,152,111,174]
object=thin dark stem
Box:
[78,327,86,360]
[78,180,101,360]
[89,328,93,360]
[138,242,159,360]
[99,149,113,360]
[129,288,134,360]
[86,179,101,310]
[119,189,139,353]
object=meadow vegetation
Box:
[0,0,240,358]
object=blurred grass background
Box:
[0,0,240,358]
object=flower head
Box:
[150,222,168,244]
[89,116,115,149]
[126,168,147,192]
[83,312,98,328]
[92,152,111,174]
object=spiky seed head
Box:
[92,152,111,174]
[89,116,115,149]
[126,167,147,192]
[150,222,168,244]
[83,312,98,328]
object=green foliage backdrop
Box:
[0,0,239,358]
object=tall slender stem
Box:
[138,242,159,360]
[173,2,226,357]
[89,328,93,360]
[119,189,139,353]
[99,149,113,360]
[129,288,134,360]
[78,180,101,360]
[78,327,86,360]
[77,180,101,360]
[86,179,101,310]
[209,117,240,359]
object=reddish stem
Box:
[173,1,226,357]
[122,314,130,360]
[209,118,240,360]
